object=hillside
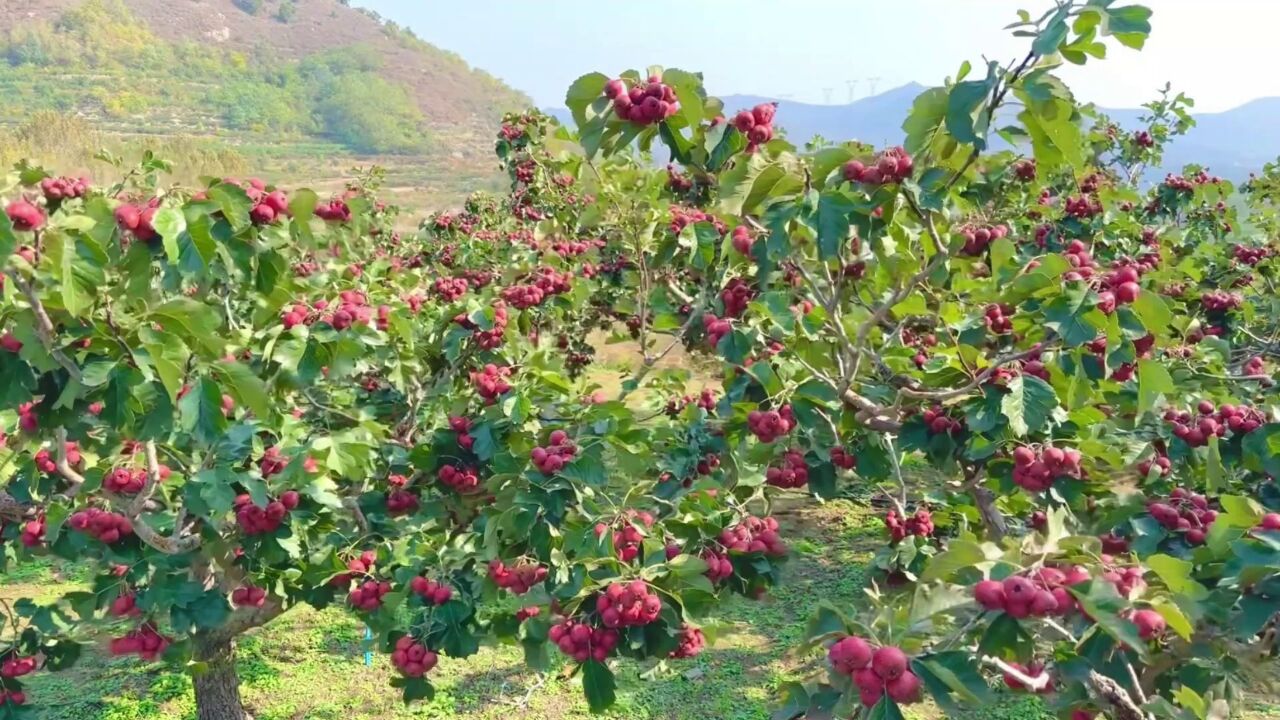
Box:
[0,0,533,207]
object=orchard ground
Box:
[7,499,1280,720]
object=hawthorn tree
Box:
[4,2,1280,720]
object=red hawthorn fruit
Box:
[1131,608,1166,639]
[828,636,873,674]
[5,199,46,232]
[871,646,907,681]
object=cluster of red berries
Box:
[1012,159,1036,181]
[1133,130,1154,148]
[1063,194,1102,219]
[1137,451,1172,478]
[348,578,393,611]
[280,301,320,330]
[1146,488,1216,545]
[330,551,377,588]
[516,606,542,622]
[1128,608,1167,639]
[409,577,454,605]
[500,284,547,309]
[974,567,1090,618]
[828,637,921,707]
[0,656,36,679]
[259,446,288,478]
[1232,244,1273,266]
[1095,265,1143,313]
[470,364,513,403]
[718,515,786,556]
[829,447,857,470]
[747,406,796,443]
[884,509,933,543]
[956,223,1010,256]
[69,508,133,544]
[843,147,914,186]
[0,689,27,706]
[390,636,439,678]
[669,205,725,235]
[18,516,45,547]
[664,389,717,417]
[765,450,809,489]
[109,591,141,618]
[719,278,755,318]
[596,580,662,628]
[234,491,300,535]
[104,467,149,495]
[921,406,963,436]
[1165,400,1265,446]
[489,559,548,594]
[669,624,705,658]
[666,164,693,193]
[983,303,1015,334]
[33,441,81,474]
[114,200,160,242]
[700,549,734,583]
[40,175,90,202]
[605,75,680,125]
[433,277,469,302]
[550,619,620,663]
[730,225,756,255]
[1011,445,1083,492]
[109,623,170,660]
[5,200,46,232]
[531,430,576,474]
[1099,557,1146,598]
[314,198,351,222]
[386,487,420,515]
[448,416,475,451]
[702,313,732,347]
[455,303,509,350]
[596,510,654,562]
[731,102,778,151]
[230,585,268,608]
[436,464,481,494]
[329,291,384,331]
[249,189,290,226]
[1200,290,1244,312]
[1242,355,1267,378]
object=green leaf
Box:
[920,539,990,582]
[903,87,949,154]
[1145,554,1208,600]
[0,207,16,258]
[1031,7,1071,55]
[1131,291,1172,336]
[1000,375,1059,437]
[1069,581,1149,660]
[150,298,224,356]
[1043,286,1100,346]
[581,660,616,713]
[208,183,252,231]
[152,207,186,264]
[946,74,996,149]
[1136,359,1174,417]
[178,377,228,446]
[816,191,856,260]
[866,696,904,720]
[211,361,271,420]
[565,73,610,128]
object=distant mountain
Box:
[547,83,1278,180]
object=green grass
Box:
[8,499,1078,720]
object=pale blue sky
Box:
[354,1,1279,113]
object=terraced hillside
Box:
[0,0,530,208]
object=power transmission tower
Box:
[866,76,882,96]
[846,79,859,102]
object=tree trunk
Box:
[193,637,248,720]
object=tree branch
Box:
[982,656,1051,692]
[1087,670,1150,720]
[126,441,201,555]
[3,270,82,383]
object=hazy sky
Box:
[354,1,1276,113]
